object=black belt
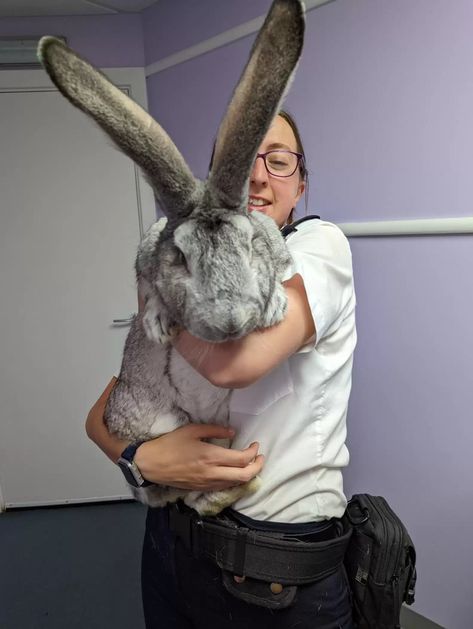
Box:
[168,501,352,585]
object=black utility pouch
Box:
[221,572,298,610]
[343,494,417,629]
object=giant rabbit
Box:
[38,0,305,515]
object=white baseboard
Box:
[0,479,5,513]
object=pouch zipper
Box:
[361,495,403,584]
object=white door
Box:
[0,68,157,509]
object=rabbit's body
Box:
[105,312,234,514]
[104,212,293,515]
[38,0,305,515]
[105,315,230,445]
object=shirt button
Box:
[270,582,283,594]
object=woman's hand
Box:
[86,379,264,491]
[134,424,264,491]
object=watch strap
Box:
[120,440,147,463]
[118,440,152,487]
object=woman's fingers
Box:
[213,454,265,483]
[181,423,262,468]
[134,423,265,491]
[203,440,261,468]
[200,455,265,491]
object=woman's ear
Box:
[295,179,306,205]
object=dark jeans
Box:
[142,506,354,629]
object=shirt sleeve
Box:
[282,220,355,353]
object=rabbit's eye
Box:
[175,249,188,271]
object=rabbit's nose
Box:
[224,312,250,336]
[225,323,240,336]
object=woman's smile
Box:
[248,195,272,213]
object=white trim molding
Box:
[0,479,6,513]
[338,217,473,237]
[4,495,131,510]
[145,0,335,76]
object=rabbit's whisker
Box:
[183,337,217,371]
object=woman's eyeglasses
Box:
[254,150,304,178]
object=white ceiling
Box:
[0,0,158,18]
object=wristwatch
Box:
[117,441,151,488]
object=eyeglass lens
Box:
[260,151,299,177]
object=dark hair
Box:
[277,109,308,224]
[207,110,309,224]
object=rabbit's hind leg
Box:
[184,476,261,516]
[133,484,186,508]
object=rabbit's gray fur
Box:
[107,211,292,514]
[38,0,305,515]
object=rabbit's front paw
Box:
[142,295,175,344]
[263,284,288,327]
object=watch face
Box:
[118,458,145,488]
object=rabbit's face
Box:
[154,210,291,342]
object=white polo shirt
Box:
[229,219,357,523]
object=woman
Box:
[86,111,356,628]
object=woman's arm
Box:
[85,379,264,490]
[173,273,315,389]
[85,377,129,463]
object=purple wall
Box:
[346,235,473,629]
[142,0,271,63]
[0,14,144,66]
[142,1,473,627]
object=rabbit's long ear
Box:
[208,0,305,208]
[38,37,198,218]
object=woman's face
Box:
[248,115,305,228]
